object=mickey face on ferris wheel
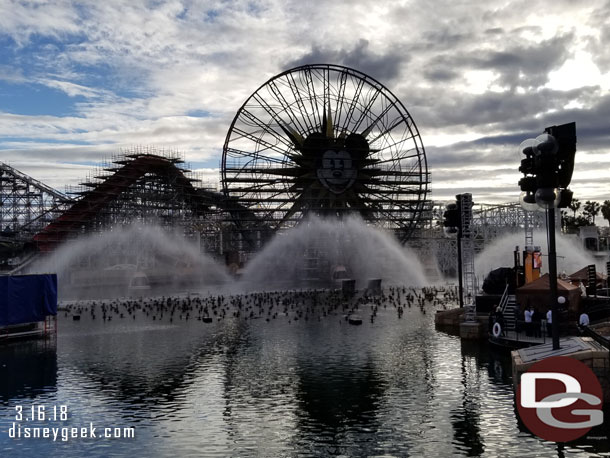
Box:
[317,149,357,194]
[302,131,369,195]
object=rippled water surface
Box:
[1,292,609,457]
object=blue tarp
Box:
[0,274,57,326]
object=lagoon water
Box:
[1,294,608,457]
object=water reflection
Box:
[1,301,610,456]
[450,354,484,456]
[58,318,250,421]
[0,339,57,402]
[295,356,384,429]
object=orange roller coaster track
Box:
[33,154,215,252]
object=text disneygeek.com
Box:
[8,422,135,442]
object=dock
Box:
[512,336,610,402]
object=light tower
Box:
[518,122,577,350]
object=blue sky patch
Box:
[0,80,85,116]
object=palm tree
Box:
[601,200,610,226]
[583,200,601,224]
[569,198,581,218]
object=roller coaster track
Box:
[1,162,73,240]
[33,154,264,252]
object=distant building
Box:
[580,226,599,251]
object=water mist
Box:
[475,229,600,280]
[29,224,231,300]
[237,215,429,291]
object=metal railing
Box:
[579,325,610,349]
[491,318,549,345]
[499,284,510,313]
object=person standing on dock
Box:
[580,282,587,297]
[532,308,542,338]
[579,311,590,326]
[524,306,533,336]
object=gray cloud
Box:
[0,0,608,205]
[411,85,602,133]
[420,28,474,51]
[284,39,406,83]
[422,67,459,83]
[472,34,574,88]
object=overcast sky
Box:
[1,0,609,206]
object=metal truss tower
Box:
[459,193,476,322]
[0,162,72,241]
[410,202,547,280]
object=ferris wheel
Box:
[221,64,430,242]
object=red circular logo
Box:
[517,356,603,442]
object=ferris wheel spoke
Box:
[367,151,422,166]
[302,67,323,131]
[221,180,293,193]
[250,92,305,149]
[333,70,349,132]
[251,92,289,126]
[267,81,309,137]
[249,189,292,206]
[254,197,299,228]
[373,138,418,158]
[225,151,286,169]
[365,168,424,177]
[366,116,413,146]
[350,85,383,135]
[226,128,290,162]
[238,110,296,153]
[338,76,366,136]
[362,182,402,195]
[377,209,409,227]
[284,73,317,133]
[365,190,425,207]
[275,194,306,228]
[224,167,302,179]
[359,99,398,138]
[323,66,330,120]
[365,179,427,190]
[278,74,320,136]
[364,185,426,196]
[365,167,424,181]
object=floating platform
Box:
[512,336,610,402]
[348,315,363,325]
[489,330,549,349]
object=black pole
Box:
[548,207,560,350]
[457,231,464,308]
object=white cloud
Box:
[38,78,105,98]
[547,51,608,91]
[0,0,608,208]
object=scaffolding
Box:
[0,162,72,240]
[409,201,548,280]
[31,148,231,256]
[472,202,546,242]
[459,194,476,322]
